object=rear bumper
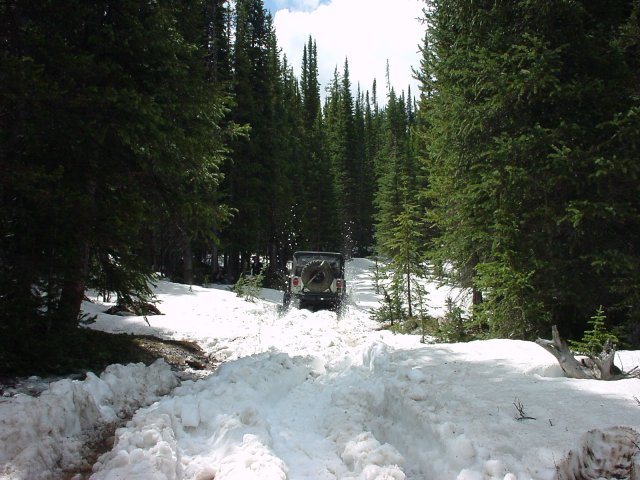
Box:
[294,292,343,305]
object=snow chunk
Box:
[0,360,177,479]
[91,412,179,480]
[342,432,405,478]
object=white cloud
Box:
[273,0,425,104]
[268,0,325,12]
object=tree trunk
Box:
[536,325,626,380]
[242,251,250,274]
[472,287,483,306]
[205,0,219,81]
[211,245,219,277]
[182,234,193,285]
[227,249,240,283]
[269,243,277,272]
[406,267,412,318]
[57,279,85,329]
[56,240,89,330]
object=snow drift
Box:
[1,258,639,479]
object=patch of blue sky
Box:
[263,0,330,14]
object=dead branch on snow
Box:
[536,325,638,380]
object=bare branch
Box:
[513,398,536,421]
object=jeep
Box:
[283,251,346,310]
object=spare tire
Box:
[300,260,333,293]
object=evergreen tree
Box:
[324,60,359,254]
[385,191,428,320]
[1,1,231,334]
[268,51,306,276]
[352,86,376,253]
[299,37,339,252]
[223,0,280,279]
[375,87,416,254]
[420,0,640,339]
[263,21,299,277]
[569,306,619,357]
[373,83,427,326]
[205,0,233,84]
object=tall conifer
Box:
[421,0,640,339]
[1,0,230,332]
[299,38,338,251]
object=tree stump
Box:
[536,325,626,380]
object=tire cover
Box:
[300,260,333,293]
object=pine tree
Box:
[372,79,428,327]
[385,192,428,320]
[324,60,360,254]
[375,87,415,255]
[263,21,301,278]
[569,306,619,357]
[420,0,640,339]
[223,0,280,279]
[0,1,231,334]
[298,37,339,252]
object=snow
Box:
[1,258,640,479]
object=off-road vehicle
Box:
[283,251,346,310]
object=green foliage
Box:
[374,89,417,256]
[434,297,469,343]
[222,0,288,275]
[418,0,640,340]
[1,0,231,332]
[569,306,619,357]
[374,187,429,323]
[297,37,339,253]
[371,79,431,333]
[232,271,265,302]
[473,255,550,339]
[411,277,436,343]
[88,253,157,306]
[323,59,378,254]
[370,258,432,337]
[371,283,406,327]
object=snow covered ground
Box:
[1,258,640,479]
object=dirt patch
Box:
[131,335,216,373]
[0,335,216,398]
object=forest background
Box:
[2,0,640,368]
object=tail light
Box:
[335,279,343,290]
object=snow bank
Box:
[91,351,311,480]
[0,360,177,479]
[3,259,640,479]
[88,333,640,479]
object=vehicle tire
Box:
[300,260,333,293]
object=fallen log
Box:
[536,325,627,380]
[104,301,162,317]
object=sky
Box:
[2,257,640,479]
[264,0,426,104]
